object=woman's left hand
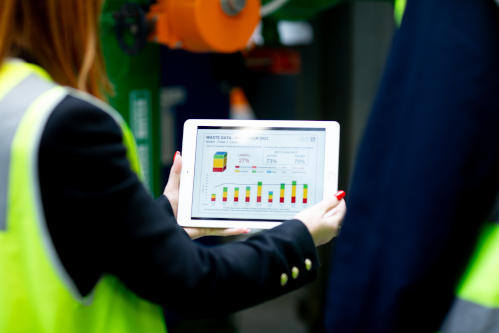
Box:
[163,151,182,218]
[163,152,251,239]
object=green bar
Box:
[258,181,263,186]
[223,187,228,193]
[235,187,239,191]
[292,181,297,186]
[246,186,251,191]
[304,184,308,189]
[280,183,285,189]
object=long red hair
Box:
[0,0,111,99]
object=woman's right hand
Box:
[294,191,347,247]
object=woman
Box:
[0,1,346,332]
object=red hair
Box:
[0,0,111,99]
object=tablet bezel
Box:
[177,119,340,229]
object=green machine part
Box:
[262,0,394,21]
[100,0,161,195]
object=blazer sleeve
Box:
[39,94,319,317]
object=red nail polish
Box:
[173,151,180,162]
[335,190,346,201]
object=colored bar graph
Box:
[245,186,251,202]
[280,183,285,203]
[223,187,228,202]
[234,187,239,202]
[268,191,273,203]
[291,181,297,203]
[213,152,227,172]
[303,184,308,204]
[211,194,216,202]
[257,181,262,202]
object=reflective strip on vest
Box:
[0,75,53,230]
[441,194,499,333]
[442,298,499,333]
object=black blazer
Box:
[38,94,319,317]
[325,0,499,332]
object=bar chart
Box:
[209,180,310,206]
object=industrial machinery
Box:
[112,0,260,55]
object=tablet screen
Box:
[191,126,326,222]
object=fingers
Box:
[319,190,346,214]
[165,151,182,192]
[324,200,347,224]
[184,227,251,240]
[216,228,251,236]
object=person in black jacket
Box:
[325,0,499,332]
[0,0,347,328]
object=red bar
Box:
[268,198,273,203]
[257,197,261,203]
[223,197,227,202]
[303,198,308,204]
[245,197,250,203]
[234,197,238,202]
[280,197,284,203]
[291,197,296,204]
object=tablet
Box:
[177,119,340,229]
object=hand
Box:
[163,152,252,240]
[294,191,347,247]
[163,151,182,218]
[183,227,251,240]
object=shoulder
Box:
[42,91,124,146]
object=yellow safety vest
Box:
[394,0,406,27]
[0,60,166,333]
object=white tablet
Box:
[177,119,340,229]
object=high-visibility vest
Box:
[394,0,406,27]
[440,196,499,332]
[0,59,166,333]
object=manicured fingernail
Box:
[244,229,251,234]
[173,151,180,162]
[335,190,346,201]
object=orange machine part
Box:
[149,0,260,53]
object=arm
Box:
[38,95,326,316]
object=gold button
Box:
[305,258,312,271]
[280,273,288,286]
[292,267,300,279]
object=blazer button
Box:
[305,258,312,271]
[280,273,289,286]
[292,267,299,279]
